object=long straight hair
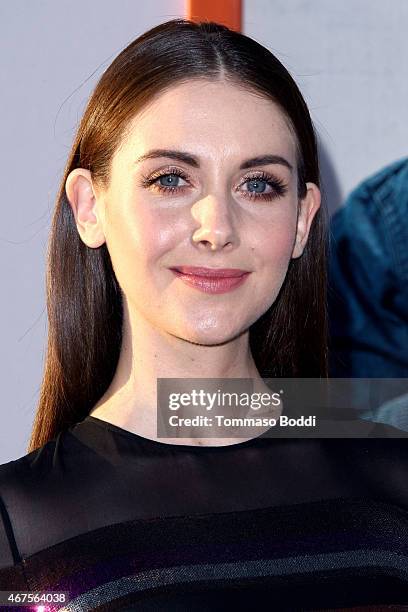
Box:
[28,19,328,452]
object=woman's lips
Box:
[169,266,251,294]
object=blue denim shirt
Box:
[328,157,408,378]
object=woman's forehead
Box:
[118,80,297,166]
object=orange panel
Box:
[186,0,242,32]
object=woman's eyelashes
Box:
[237,172,288,201]
[139,166,288,201]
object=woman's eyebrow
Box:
[135,149,293,172]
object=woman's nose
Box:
[190,194,238,251]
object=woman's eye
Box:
[243,178,270,194]
[142,170,287,201]
[240,176,288,200]
[155,173,187,188]
[141,171,190,194]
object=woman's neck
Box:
[89,307,275,445]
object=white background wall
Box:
[245,0,408,213]
[1,0,407,463]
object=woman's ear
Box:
[65,168,106,248]
[291,182,321,259]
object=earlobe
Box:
[291,182,321,259]
[65,168,106,248]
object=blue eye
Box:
[157,173,186,188]
[141,169,189,193]
[240,173,288,200]
[141,167,288,201]
[246,178,268,193]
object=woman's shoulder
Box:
[0,419,103,497]
[0,434,64,505]
[0,458,23,570]
[0,417,134,570]
[0,426,103,569]
[0,438,62,571]
[0,455,25,493]
[0,443,53,514]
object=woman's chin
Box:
[172,322,248,347]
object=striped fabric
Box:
[1,417,408,610]
[1,497,408,610]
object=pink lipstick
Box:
[169,266,251,294]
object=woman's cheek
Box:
[104,212,169,303]
[258,211,297,265]
[255,221,297,302]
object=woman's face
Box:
[67,79,320,345]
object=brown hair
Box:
[28,18,328,452]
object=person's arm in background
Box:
[328,157,408,378]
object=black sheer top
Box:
[0,415,407,611]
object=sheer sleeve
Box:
[0,463,28,589]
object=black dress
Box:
[0,415,407,611]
